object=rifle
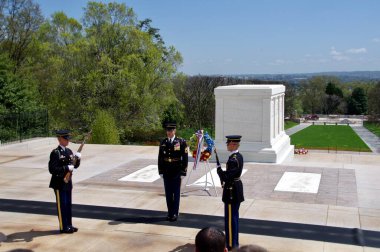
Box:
[64,130,92,183]
[213,147,224,188]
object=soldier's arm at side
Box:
[158,141,164,175]
[180,139,188,176]
[48,151,67,177]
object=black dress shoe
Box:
[169,215,177,222]
[166,216,171,221]
[60,228,74,234]
[70,226,78,232]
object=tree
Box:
[176,75,224,129]
[299,76,326,114]
[284,82,299,118]
[347,87,367,115]
[32,1,182,139]
[368,82,380,120]
[324,81,343,114]
[0,0,44,71]
[325,82,343,97]
[0,52,39,112]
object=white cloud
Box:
[372,38,380,43]
[330,47,341,56]
[274,59,286,64]
[268,59,291,65]
[196,59,214,64]
[330,47,349,61]
[346,48,367,54]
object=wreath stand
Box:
[183,157,219,197]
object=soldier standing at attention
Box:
[49,130,81,233]
[158,122,188,222]
[217,135,244,251]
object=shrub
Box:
[90,110,120,144]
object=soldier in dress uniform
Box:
[158,122,188,221]
[217,135,244,251]
[48,130,81,233]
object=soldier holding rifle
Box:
[216,135,244,251]
[48,130,81,234]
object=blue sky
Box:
[35,0,380,75]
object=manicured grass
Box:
[364,121,380,138]
[290,125,371,152]
[285,120,299,130]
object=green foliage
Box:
[300,76,328,114]
[363,121,380,138]
[324,81,343,114]
[284,120,299,130]
[28,1,182,139]
[90,110,120,144]
[177,127,214,142]
[0,53,40,112]
[347,87,367,115]
[0,0,44,71]
[284,83,299,118]
[161,102,185,127]
[368,82,380,120]
[325,82,343,97]
[290,125,371,152]
[0,109,48,143]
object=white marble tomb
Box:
[214,84,294,163]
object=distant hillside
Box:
[225,71,380,84]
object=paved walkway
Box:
[1,139,380,251]
[351,125,380,154]
[285,123,311,136]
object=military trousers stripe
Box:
[224,202,240,249]
[54,189,72,230]
[55,190,63,230]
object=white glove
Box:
[75,152,81,159]
[68,165,74,171]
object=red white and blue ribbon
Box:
[193,129,204,170]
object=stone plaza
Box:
[1,85,380,251]
[1,133,380,251]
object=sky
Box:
[34,0,380,75]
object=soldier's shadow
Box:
[1,229,58,243]
[168,243,195,252]
[108,216,166,226]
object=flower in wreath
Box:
[188,131,215,161]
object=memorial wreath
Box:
[188,130,214,161]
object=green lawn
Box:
[364,121,380,138]
[290,125,371,152]
[285,120,299,130]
